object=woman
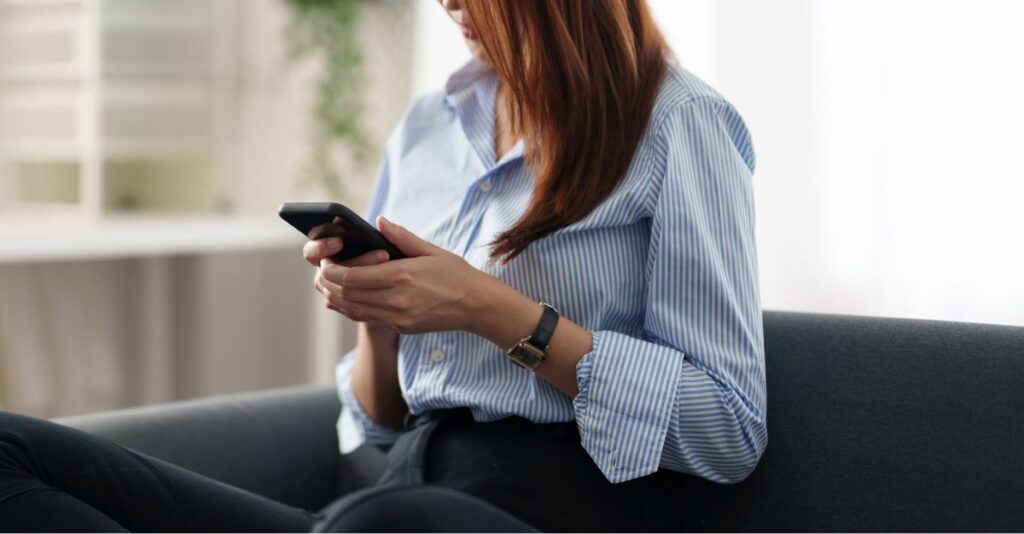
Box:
[0,0,765,531]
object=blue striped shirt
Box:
[335,57,766,484]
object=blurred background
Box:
[1,0,1021,418]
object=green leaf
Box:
[283,0,369,198]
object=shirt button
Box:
[430,349,445,362]
[479,179,493,192]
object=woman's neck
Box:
[494,83,518,161]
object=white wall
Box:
[410,0,470,99]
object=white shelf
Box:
[0,65,82,81]
[0,216,302,263]
[0,65,212,81]
[1,139,210,161]
[104,139,210,159]
[0,200,83,216]
[0,141,79,160]
[0,0,223,217]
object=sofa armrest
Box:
[53,385,385,510]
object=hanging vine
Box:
[284,0,370,198]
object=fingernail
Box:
[377,251,388,261]
[379,216,391,229]
[329,238,341,249]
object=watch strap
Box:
[528,302,559,350]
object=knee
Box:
[0,412,33,469]
[0,411,63,468]
[0,411,51,440]
[313,484,537,533]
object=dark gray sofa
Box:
[56,311,1024,531]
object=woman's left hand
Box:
[317,215,491,334]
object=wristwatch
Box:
[506,302,560,369]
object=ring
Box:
[340,267,351,289]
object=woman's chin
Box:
[467,42,489,65]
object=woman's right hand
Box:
[304,238,390,318]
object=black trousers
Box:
[371,408,688,531]
[0,411,317,532]
[0,408,688,532]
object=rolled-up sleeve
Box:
[335,348,404,454]
[573,97,767,484]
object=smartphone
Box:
[278,202,406,262]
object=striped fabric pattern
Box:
[335,58,766,484]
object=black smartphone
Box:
[278,202,406,262]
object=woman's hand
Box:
[318,215,491,335]
[304,235,393,325]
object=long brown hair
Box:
[462,0,669,265]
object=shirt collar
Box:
[444,57,494,99]
[443,57,524,168]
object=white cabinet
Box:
[0,0,231,220]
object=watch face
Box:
[508,341,546,369]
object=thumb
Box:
[377,216,438,257]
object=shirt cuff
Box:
[573,330,685,483]
[335,348,405,454]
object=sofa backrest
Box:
[667,311,1024,531]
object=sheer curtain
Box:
[414,0,1024,327]
[651,0,1024,326]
